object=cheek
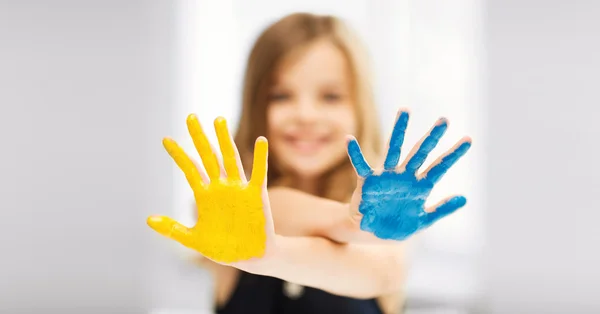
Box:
[342,110,357,134]
[328,105,357,135]
[266,106,285,137]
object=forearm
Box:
[268,187,382,244]
[326,211,391,244]
[248,235,406,299]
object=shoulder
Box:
[377,291,406,314]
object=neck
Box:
[293,175,321,196]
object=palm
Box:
[348,110,471,241]
[147,115,274,265]
[190,180,267,263]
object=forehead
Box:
[274,39,351,87]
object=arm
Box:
[246,234,407,299]
[186,186,379,244]
[150,113,465,300]
[269,112,472,244]
[269,186,383,244]
[189,190,408,299]
[184,186,384,249]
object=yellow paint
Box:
[214,117,241,181]
[187,114,221,180]
[147,115,269,264]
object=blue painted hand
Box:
[347,109,472,240]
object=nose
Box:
[295,98,319,124]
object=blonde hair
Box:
[234,12,383,202]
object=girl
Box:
[148,12,471,314]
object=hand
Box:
[347,109,472,240]
[147,114,276,268]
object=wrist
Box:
[347,202,363,232]
[239,235,286,276]
[346,202,397,244]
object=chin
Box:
[291,165,329,178]
[282,156,341,178]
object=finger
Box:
[228,125,248,183]
[403,118,448,173]
[190,158,210,185]
[249,137,268,187]
[147,215,195,248]
[347,136,373,177]
[421,137,472,184]
[163,137,205,191]
[187,114,221,181]
[384,109,410,170]
[214,117,242,182]
[421,196,466,228]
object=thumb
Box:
[147,215,195,248]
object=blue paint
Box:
[421,196,466,228]
[425,141,471,184]
[383,111,409,170]
[347,116,471,241]
[348,138,373,177]
[405,120,447,172]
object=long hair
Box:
[234,12,383,202]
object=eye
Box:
[269,92,290,102]
[323,92,343,103]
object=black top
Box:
[216,271,385,314]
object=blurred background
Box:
[0,0,597,313]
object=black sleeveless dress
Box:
[216,271,385,314]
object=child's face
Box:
[267,39,357,179]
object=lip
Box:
[283,134,330,155]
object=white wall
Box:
[404,0,486,307]
[0,1,211,313]
[483,0,600,312]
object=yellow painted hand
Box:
[147,115,274,265]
